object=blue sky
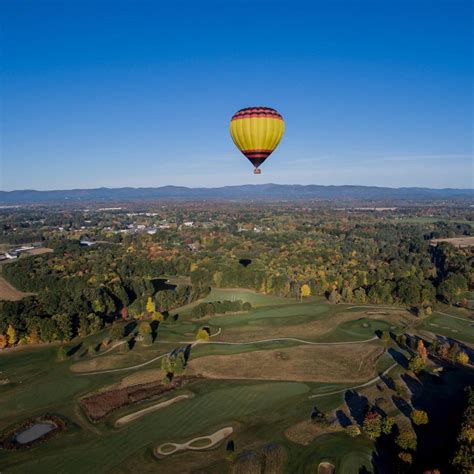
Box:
[2,0,472,190]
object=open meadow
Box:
[1,288,473,473]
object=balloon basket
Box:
[254,169,262,175]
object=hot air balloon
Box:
[230,107,285,174]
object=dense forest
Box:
[0,205,472,347]
[0,240,207,345]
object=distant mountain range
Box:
[1,184,473,204]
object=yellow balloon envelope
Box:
[230,107,285,173]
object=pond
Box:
[14,422,56,444]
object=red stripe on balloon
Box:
[231,107,283,121]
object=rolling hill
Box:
[0,184,473,204]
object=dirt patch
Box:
[285,420,342,445]
[219,310,412,342]
[79,376,198,422]
[0,277,34,301]
[25,247,53,256]
[187,344,382,383]
[115,394,192,427]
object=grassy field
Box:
[186,343,383,383]
[203,287,293,307]
[1,290,473,473]
[419,311,474,344]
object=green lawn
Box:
[286,432,374,473]
[203,288,292,307]
[207,302,329,328]
[320,318,396,342]
[2,289,472,473]
[5,380,310,473]
[419,311,474,344]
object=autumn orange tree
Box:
[416,339,428,361]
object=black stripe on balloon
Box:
[246,157,267,168]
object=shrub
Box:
[242,302,252,311]
[56,346,67,361]
[397,334,407,347]
[381,416,396,435]
[346,425,361,437]
[395,380,409,399]
[456,351,469,365]
[396,429,417,450]
[196,328,210,341]
[398,452,413,464]
[152,311,164,322]
[109,323,123,341]
[138,321,152,336]
[408,355,425,373]
[411,410,429,425]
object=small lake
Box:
[14,422,56,444]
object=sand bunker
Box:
[155,426,233,456]
[318,462,335,474]
[115,394,192,427]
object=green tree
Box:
[353,288,367,304]
[396,429,417,450]
[109,323,124,341]
[174,352,186,375]
[408,355,425,373]
[57,346,67,361]
[138,321,152,336]
[381,416,395,435]
[397,276,422,305]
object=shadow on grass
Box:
[67,342,83,357]
[388,348,408,369]
[124,321,137,337]
[335,409,352,427]
[344,390,369,425]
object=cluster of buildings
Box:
[0,244,42,261]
